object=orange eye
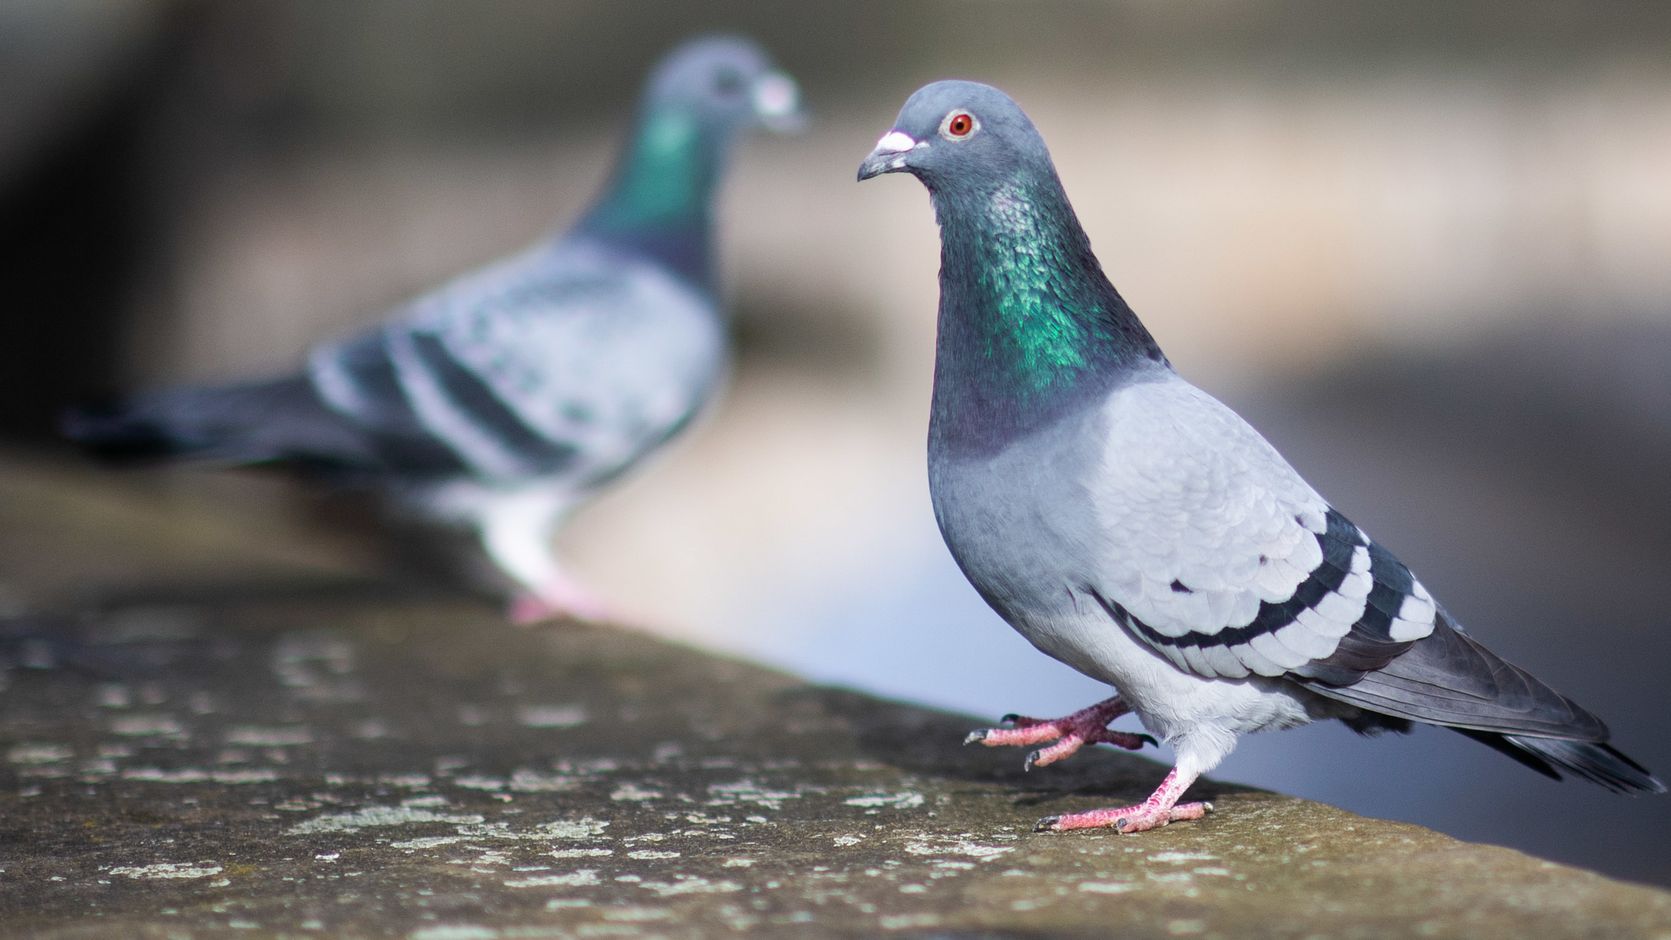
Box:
[942,110,976,140]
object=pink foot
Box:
[1038,799,1212,833]
[506,575,614,626]
[1035,768,1211,834]
[964,696,1155,770]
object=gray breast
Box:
[928,403,1108,628]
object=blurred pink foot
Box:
[507,574,613,625]
[1036,767,1211,834]
[964,695,1155,770]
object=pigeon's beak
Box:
[753,72,805,133]
[857,130,920,182]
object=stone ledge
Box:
[2,455,1670,938]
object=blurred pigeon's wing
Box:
[309,239,723,485]
[1083,377,1439,680]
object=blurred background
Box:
[3,0,1669,886]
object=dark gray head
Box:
[640,35,802,134]
[856,81,1050,192]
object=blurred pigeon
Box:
[65,35,802,623]
[858,81,1662,833]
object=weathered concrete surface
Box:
[3,454,1671,939]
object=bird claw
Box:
[1107,732,1160,751]
[967,715,1153,768]
[964,696,1149,766]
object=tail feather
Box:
[1302,613,1663,793]
[1303,612,1608,739]
[1453,728,1562,782]
[63,376,378,469]
[64,390,225,461]
[1457,730,1665,794]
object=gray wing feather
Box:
[1088,377,1657,786]
[310,238,724,485]
[1086,378,1438,680]
[1304,611,1663,791]
[1300,609,1607,739]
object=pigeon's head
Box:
[857,81,1047,191]
[643,35,803,135]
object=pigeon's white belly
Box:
[928,406,1331,748]
[1019,602,1321,745]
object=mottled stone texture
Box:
[2,455,1670,939]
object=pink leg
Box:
[506,572,614,626]
[1036,767,1212,834]
[964,696,1156,770]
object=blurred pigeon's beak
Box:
[857,131,920,181]
[753,72,805,133]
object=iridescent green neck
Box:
[582,107,721,282]
[930,177,1164,447]
[969,185,1112,392]
[594,108,717,226]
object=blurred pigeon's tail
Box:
[63,390,212,461]
[63,376,365,468]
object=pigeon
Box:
[857,80,1662,833]
[64,35,802,623]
